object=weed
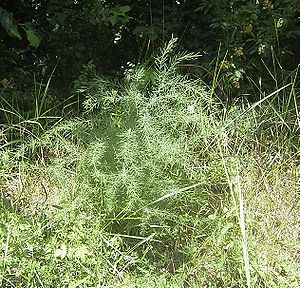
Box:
[0,39,299,287]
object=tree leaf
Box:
[0,12,13,32]
[26,27,40,47]
[8,24,21,39]
[0,11,21,39]
[118,5,131,15]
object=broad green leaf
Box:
[118,5,131,15]
[24,22,33,30]
[8,24,21,39]
[109,5,131,25]
[25,24,40,47]
[0,11,21,39]
[26,30,40,47]
[0,11,13,32]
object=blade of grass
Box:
[133,182,204,215]
[235,166,251,288]
[4,224,10,265]
[203,83,292,154]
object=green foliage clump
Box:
[0,40,299,287]
[0,40,229,286]
[191,0,300,96]
[68,39,223,244]
[1,0,299,102]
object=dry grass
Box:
[242,154,300,286]
[0,167,62,216]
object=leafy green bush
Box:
[196,0,300,93]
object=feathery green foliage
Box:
[0,40,299,287]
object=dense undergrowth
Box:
[0,40,299,287]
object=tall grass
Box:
[0,70,78,150]
[0,39,299,287]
